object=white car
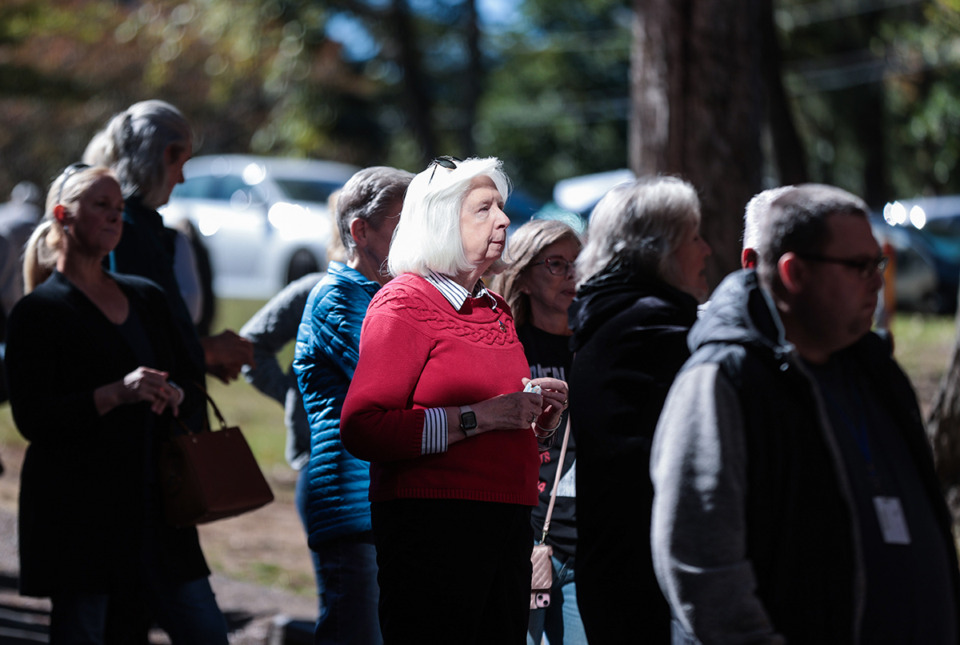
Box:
[160,154,360,299]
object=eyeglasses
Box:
[532,256,575,277]
[56,162,91,204]
[797,253,889,280]
[428,155,461,183]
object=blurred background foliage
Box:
[0,0,957,208]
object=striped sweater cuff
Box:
[422,407,448,455]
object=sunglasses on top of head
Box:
[428,156,462,183]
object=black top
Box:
[518,324,577,561]
[110,195,205,383]
[568,263,699,644]
[6,271,209,596]
[810,355,957,645]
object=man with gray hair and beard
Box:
[651,184,959,643]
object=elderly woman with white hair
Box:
[340,156,568,644]
[566,175,711,644]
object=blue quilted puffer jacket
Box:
[293,262,380,547]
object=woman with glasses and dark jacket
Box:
[567,176,711,644]
[340,157,569,644]
[7,165,228,643]
[490,219,586,645]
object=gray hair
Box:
[757,183,869,290]
[489,219,582,328]
[743,186,795,252]
[576,176,701,287]
[336,166,414,261]
[83,100,193,209]
[388,157,511,277]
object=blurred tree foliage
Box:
[477,0,632,200]
[0,0,956,208]
[0,0,387,197]
[778,0,960,206]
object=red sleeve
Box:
[340,307,433,463]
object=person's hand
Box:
[521,377,569,431]
[471,390,545,433]
[202,330,255,383]
[119,367,184,416]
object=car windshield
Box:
[274,178,343,204]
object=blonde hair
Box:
[23,165,117,293]
[489,219,581,327]
[388,157,511,277]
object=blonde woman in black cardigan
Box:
[7,164,228,644]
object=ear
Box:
[349,218,368,247]
[777,252,805,294]
[163,143,179,165]
[741,248,757,270]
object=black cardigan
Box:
[6,271,209,596]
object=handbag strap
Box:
[194,382,229,431]
[174,382,229,435]
[539,413,571,544]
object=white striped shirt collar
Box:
[423,271,498,311]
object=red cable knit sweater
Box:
[341,272,539,505]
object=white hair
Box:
[388,157,511,277]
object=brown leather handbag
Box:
[159,387,274,527]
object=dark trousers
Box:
[371,498,533,645]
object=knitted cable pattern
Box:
[368,279,517,347]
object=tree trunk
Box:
[390,0,437,160]
[760,0,808,187]
[630,0,764,284]
[459,0,481,157]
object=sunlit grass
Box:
[890,312,955,385]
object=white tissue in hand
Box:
[524,382,541,394]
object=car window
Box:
[217,176,249,201]
[924,216,960,238]
[172,175,218,199]
[171,174,248,202]
[273,178,342,203]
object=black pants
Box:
[371,498,533,645]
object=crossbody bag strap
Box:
[539,413,572,544]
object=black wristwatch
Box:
[459,405,478,437]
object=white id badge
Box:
[873,496,911,545]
